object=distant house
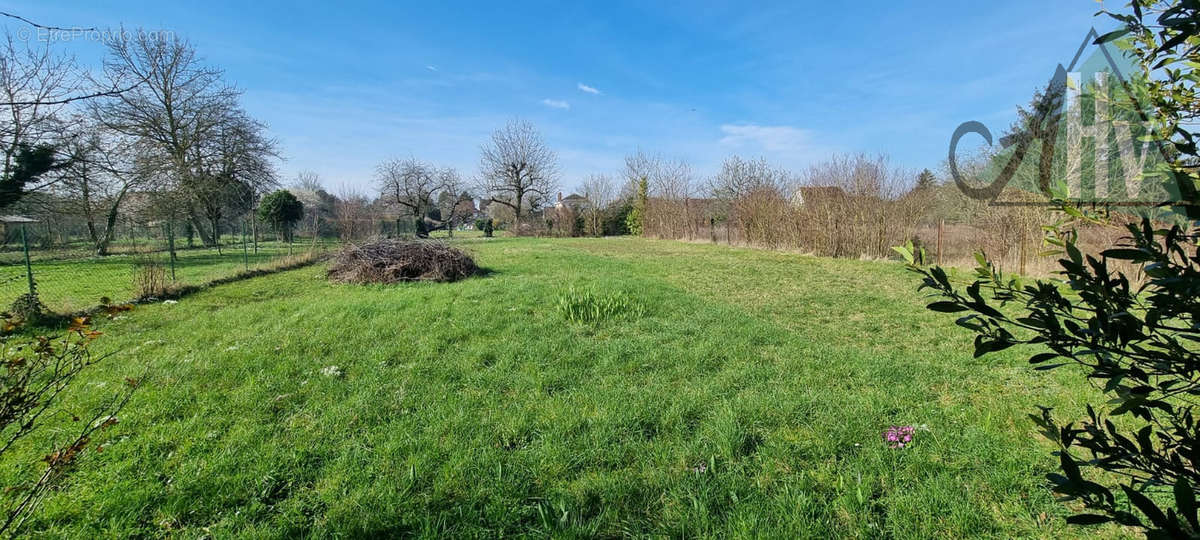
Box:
[552,192,589,211]
[791,186,846,207]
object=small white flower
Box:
[320,366,343,378]
[225,345,239,352]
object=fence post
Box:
[166,221,177,281]
[20,224,34,299]
[1019,230,1027,276]
[242,219,249,272]
[937,219,944,266]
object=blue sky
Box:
[7,1,1115,193]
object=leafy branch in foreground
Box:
[0,307,138,536]
[899,218,1200,536]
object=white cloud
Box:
[577,82,601,95]
[718,124,812,153]
[425,65,438,72]
[541,98,570,110]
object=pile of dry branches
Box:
[327,240,478,284]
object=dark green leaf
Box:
[1093,28,1129,44]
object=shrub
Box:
[8,293,44,323]
[899,218,1200,535]
[901,1,1200,534]
[258,190,305,242]
[0,312,138,535]
[132,257,169,300]
[604,202,632,236]
[557,287,645,324]
[626,177,648,236]
[327,239,479,284]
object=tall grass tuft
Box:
[556,287,645,324]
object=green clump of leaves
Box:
[906,216,1200,536]
[557,287,645,324]
[905,1,1200,535]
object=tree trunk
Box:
[94,188,130,257]
[86,220,100,253]
[208,215,222,255]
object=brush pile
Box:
[327,240,478,284]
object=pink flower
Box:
[883,426,916,449]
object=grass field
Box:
[7,236,1127,537]
[0,239,334,314]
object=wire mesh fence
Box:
[0,215,355,315]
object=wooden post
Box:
[937,219,944,265]
[1019,230,1028,276]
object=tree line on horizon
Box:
[0,21,1077,268]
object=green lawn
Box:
[0,240,333,314]
[11,236,1128,537]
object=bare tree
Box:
[95,29,239,246]
[291,170,322,191]
[54,116,155,255]
[190,109,278,249]
[376,157,439,233]
[477,119,559,228]
[333,183,370,241]
[290,171,333,242]
[580,173,614,236]
[707,155,790,201]
[0,32,79,207]
[436,167,470,238]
